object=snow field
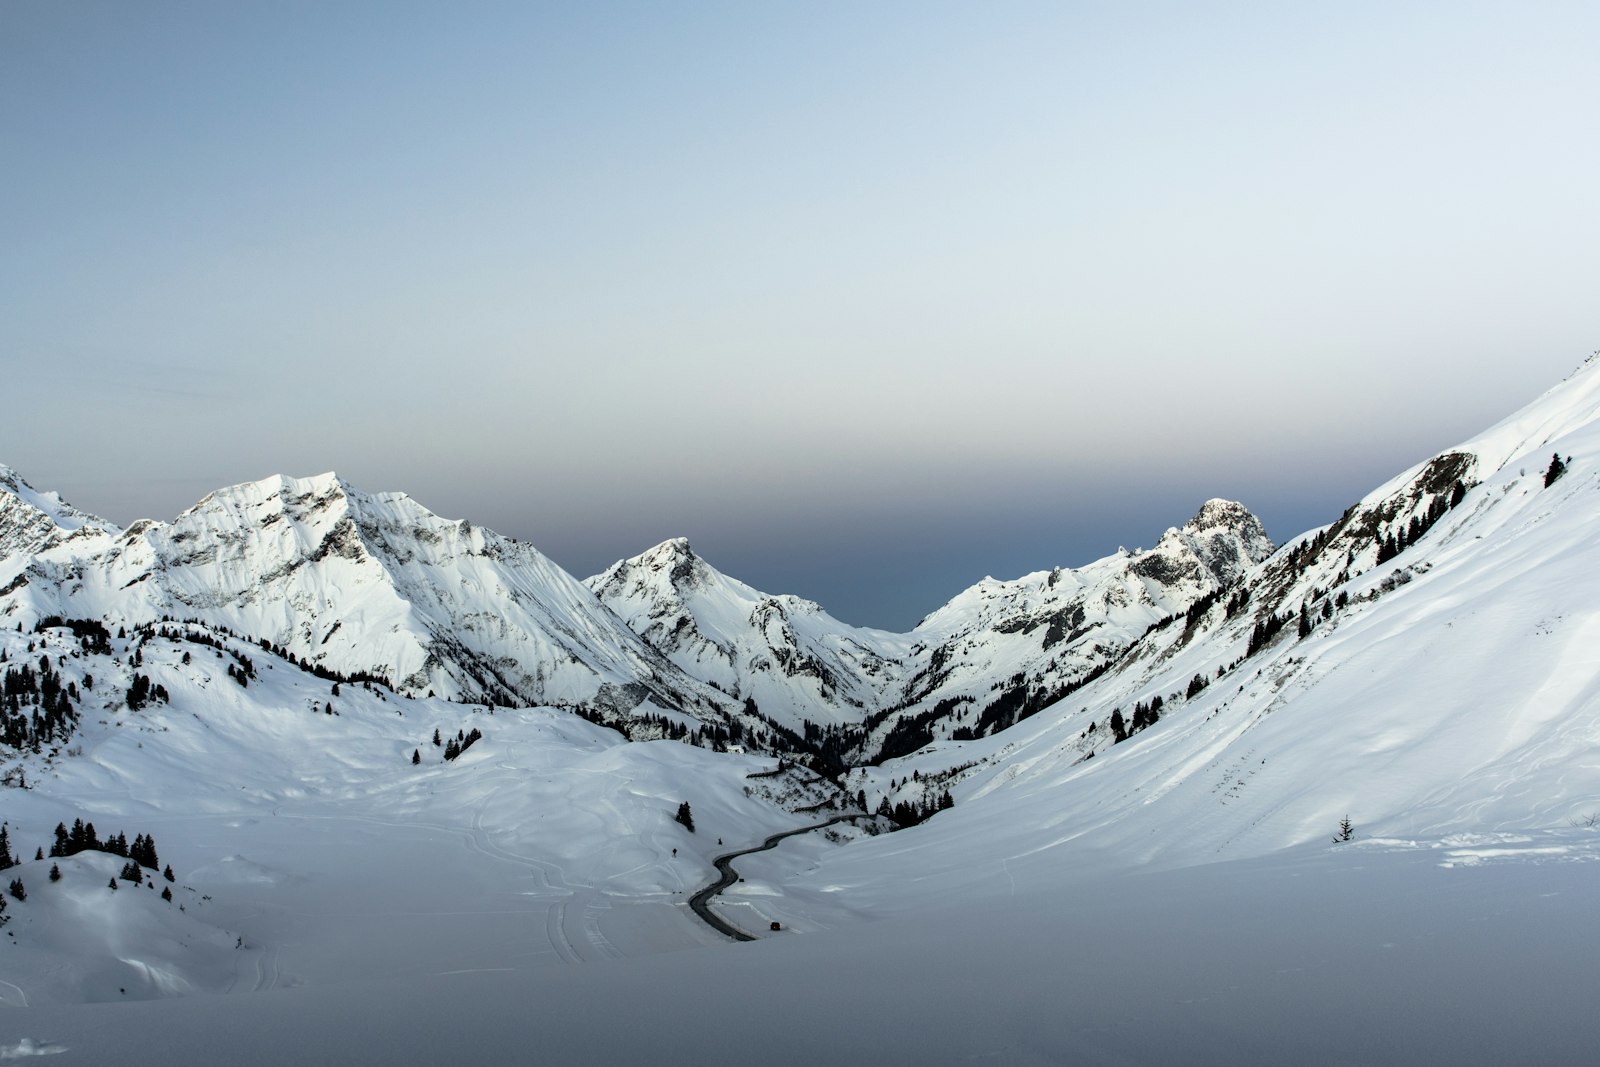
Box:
[0,625,834,1005]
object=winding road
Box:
[688,814,864,942]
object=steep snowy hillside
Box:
[0,465,118,563]
[758,356,1600,916]
[0,473,743,731]
[866,498,1273,757]
[0,618,848,1004]
[745,497,1274,765]
[587,538,912,731]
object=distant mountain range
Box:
[4,354,1598,782]
[0,468,1273,766]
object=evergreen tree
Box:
[7,878,24,902]
[0,824,12,870]
[108,877,118,890]
[1544,453,1568,487]
[163,864,175,883]
[674,802,696,832]
[49,864,61,883]
[412,749,421,765]
[1333,816,1355,843]
[161,886,172,902]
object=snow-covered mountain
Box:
[3,460,1279,766]
[0,464,119,562]
[589,501,1274,761]
[587,538,911,731]
[865,497,1274,757]
[0,472,740,728]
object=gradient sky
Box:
[4,2,1597,628]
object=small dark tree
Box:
[1109,708,1128,744]
[0,824,12,870]
[674,802,695,832]
[7,878,24,902]
[49,864,61,883]
[412,749,421,765]
[1544,453,1568,488]
[432,728,442,747]
[1333,816,1355,843]
[108,877,118,890]
[163,864,175,883]
[161,885,173,902]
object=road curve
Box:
[688,814,864,942]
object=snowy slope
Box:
[0,473,740,725]
[883,498,1274,739]
[759,355,1600,917]
[0,619,845,1005]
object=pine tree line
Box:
[1374,483,1464,565]
[876,789,954,829]
[442,726,483,761]
[3,651,82,750]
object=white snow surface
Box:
[0,621,815,1008]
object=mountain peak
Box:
[1185,498,1258,533]
[1172,499,1274,584]
[647,536,696,559]
[0,462,119,560]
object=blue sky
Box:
[5,2,1597,628]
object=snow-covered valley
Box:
[4,358,1600,1064]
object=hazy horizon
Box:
[6,2,1596,628]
